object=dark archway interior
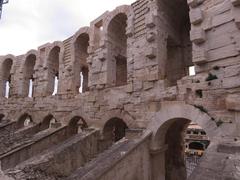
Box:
[116,55,127,86]
[47,46,60,95]
[103,117,128,143]
[159,0,192,86]
[39,114,61,131]
[0,114,4,122]
[74,33,90,93]
[108,13,128,86]
[158,118,211,180]
[68,116,88,135]
[17,114,33,129]
[165,118,190,180]
[23,54,36,97]
[2,58,13,97]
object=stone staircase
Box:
[5,129,100,180]
[1,128,146,180]
[66,139,134,180]
[0,125,70,171]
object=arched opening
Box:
[17,114,33,129]
[158,0,193,86]
[23,54,36,97]
[40,115,59,131]
[152,118,210,180]
[74,33,90,93]
[103,117,128,144]
[164,119,190,180]
[107,13,128,86]
[1,58,13,98]
[68,116,88,135]
[47,46,60,96]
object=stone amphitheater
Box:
[0,0,240,179]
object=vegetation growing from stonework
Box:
[213,66,220,71]
[205,73,218,81]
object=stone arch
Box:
[17,113,33,129]
[40,114,59,130]
[99,109,136,133]
[45,42,64,95]
[65,108,91,126]
[105,8,129,87]
[21,50,38,70]
[44,41,64,67]
[68,116,88,135]
[72,27,90,93]
[149,102,217,148]
[104,5,132,30]
[148,102,218,180]
[0,55,15,97]
[21,51,37,97]
[103,117,128,142]
[104,6,132,86]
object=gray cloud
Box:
[0,0,134,55]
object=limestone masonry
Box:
[1,0,240,179]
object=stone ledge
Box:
[217,142,240,154]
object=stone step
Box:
[0,124,41,156]
[6,129,100,180]
[66,139,134,180]
[0,126,70,171]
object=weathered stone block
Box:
[190,29,206,44]
[146,32,155,42]
[126,26,134,37]
[143,81,154,91]
[208,44,239,62]
[146,10,157,28]
[224,65,240,78]
[133,81,143,91]
[226,94,240,111]
[146,73,158,81]
[187,0,204,8]
[125,83,133,93]
[223,76,240,89]
[147,101,160,112]
[190,8,203,25]
[145,47,156,59]
[98,51,107,61]
[193,47,207,64]
[146,14,156,28]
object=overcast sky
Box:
[0,0,134,55]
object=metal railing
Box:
[185,155,201,178]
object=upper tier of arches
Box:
[0,1,198,98]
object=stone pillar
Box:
[151,145,168,180]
